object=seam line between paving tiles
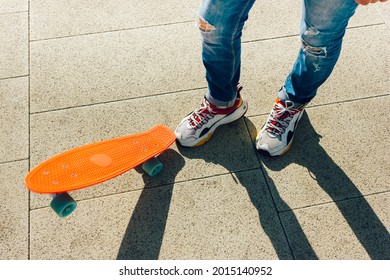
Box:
[29,20,195,43]
[29,87,208,115]
[248,94,390,118]
[27,0,32,260]
[277,190,390,214]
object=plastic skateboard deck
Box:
[24,125,176,217]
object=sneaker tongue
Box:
[266,98,288,137]
[187,99,214,129]
[277,88,289,101]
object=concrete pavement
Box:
[1,0,389,260]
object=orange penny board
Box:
[25,125,176,194]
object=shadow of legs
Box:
[259,113,390,259]
[117,150,184,260]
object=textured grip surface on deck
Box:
[25,125,176,194]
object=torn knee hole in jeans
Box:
[301,40,327,72]
[302,40,327,58]
[198,16,216,32]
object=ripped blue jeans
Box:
[199,0,359,106]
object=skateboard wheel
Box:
[142,157,163,177]
[50,192,77,218]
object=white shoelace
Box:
[189,99,216,129]
[266,101,297,135]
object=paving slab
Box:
[30,170,291,260]
[0,0,28,14]
[375,2,390,29]
[241,24,390,116]
[280,192,390,259]
[349,3,385,27]
[246,96,390,211]
[0,161,29,259]
[0,77,29,162]
[29,90,259,209]
[316,24,390,106]
[244,0,382,42]
[30,0,199,40]
[29,0,382,42]
[30,22,203,113]
[158,170,292,260]
[0,12,28,79]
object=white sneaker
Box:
[175,85,248,147]
[256,96,307,156]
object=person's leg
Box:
[199,0,256,108]
[257,0,359,156]
[175,0,255,147]
[285,0,359,103]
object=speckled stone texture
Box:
[0,12,28,79]
[1,0,389,260]
[0,161,29,259]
